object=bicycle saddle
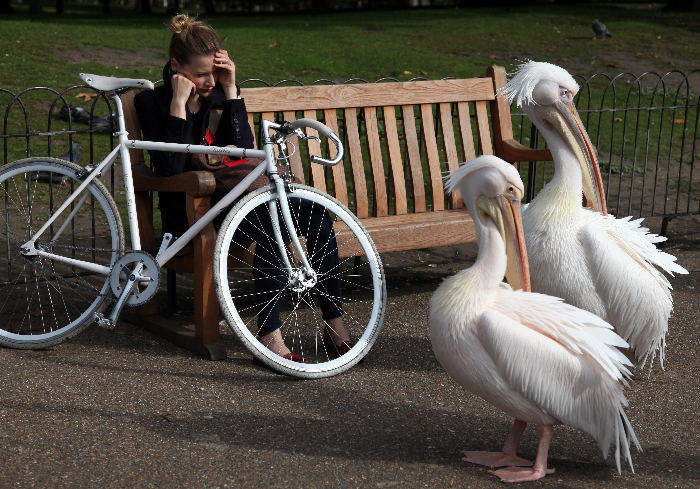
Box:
[79,73,154,92]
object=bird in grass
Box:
[499,61,687,369]
[430,155,638,482]
[29,142,81,185]
[592,19,612,40]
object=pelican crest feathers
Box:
[444,155,521,196]
[498,60,579,108]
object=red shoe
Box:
[282,351,308,363]
[252,350,308,368]
[322,328,356,357]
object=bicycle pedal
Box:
[94,312,116,330]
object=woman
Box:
[134,14,354,363]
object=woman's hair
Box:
[168,14,222,65]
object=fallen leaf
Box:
[654,54,659,59]
[614,117,623,123]
[657,35,661,39]
[673,119,687,124]
[76,92,97,101]
[420,71,428,75]
[403,70,413,75]
[268,43,280,48]
[591,61,595,65]
[606,63,619,68]
[489,55,500,59]
[560,59,571,63]
[618,43,626,47]
[29,307,53,317]
[547,48,557,52]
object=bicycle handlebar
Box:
[290,118,344,167]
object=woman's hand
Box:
[170,73,195,119]
[214,50,237,100]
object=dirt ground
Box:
[0,214,697,488]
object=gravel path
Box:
[0,218,698,488]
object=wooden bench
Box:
[120,65,550,360]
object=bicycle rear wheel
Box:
[0,158,124,348]
[214,184,386,378]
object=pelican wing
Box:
[580,210,687,367]
[478,295,640,472]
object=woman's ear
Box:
[170,58,180,74]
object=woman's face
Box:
[171,54,218,97]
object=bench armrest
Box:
[501,139,553,163]
[132,165,216,198]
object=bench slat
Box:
[474,101,493,156]
[282,111,306,183]
[402,105,426,213]
[335,209,475,257]
[364,107,388,217]
[303,109,326,192]
[344,108,369,219]
[241,78,495,112]
[382,106,407,215]
[439,103,462,209]
[420,104,444,212]
[457,101,476,161]
[323,109,349,207]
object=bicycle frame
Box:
[21,91,321,288]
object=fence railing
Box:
[2,70,699,236]
[509,69,700,235]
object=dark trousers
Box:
[220,197,344,337]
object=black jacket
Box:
[133,62,255,235]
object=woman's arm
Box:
[134,90,196,177]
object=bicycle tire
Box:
[0,158,124,348]
[214,184,386,378]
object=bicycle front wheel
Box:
[0,158,124,348]
[214,184,386,378]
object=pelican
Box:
[499,61,688,369]
[430,155,638,482]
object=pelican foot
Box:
[489,466,555,483]
[462,451,533,468]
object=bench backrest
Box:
[240,66,509,219]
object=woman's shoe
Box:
[322,328,356,357]
[282,352,308,363]
[252,350,308,368]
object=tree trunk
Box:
[102,0,110,14]
[312,0,334,10]
[168,0,179,15]
[665,0,700,10]
[56,0,63,14]
[135,0,151,14]
[204,0,216,14]
[0,0,15,14]
[28,0,42,13]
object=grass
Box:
[2,3,700,221]
[2,3,700,91]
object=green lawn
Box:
[2,3,700,92]
[1,3,699,222]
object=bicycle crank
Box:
[109,251,161,307]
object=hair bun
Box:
[168,13,196,35]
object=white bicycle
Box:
[0,73,386,378]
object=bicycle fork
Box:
[268,177,318,291]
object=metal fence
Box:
[510,69,700,235]
[3,70,699,236]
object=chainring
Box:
[109,251,160,307]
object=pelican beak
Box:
[496,194,531,292]
[534,101,608,215]
[556,100,607,215]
